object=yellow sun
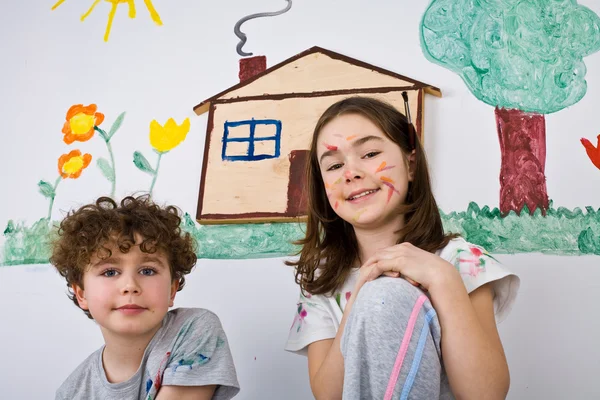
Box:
[51,0,163,42]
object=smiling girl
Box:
[285,97,519,400]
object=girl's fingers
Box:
[383,271,401,278]
[405,277,420,287]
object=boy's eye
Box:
[102,269,118,277]
[140,268,156,276]
[327,163,343,171]
[363,151,380,159]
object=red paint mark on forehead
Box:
[323,143,338,151]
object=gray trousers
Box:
[341,277,453,400]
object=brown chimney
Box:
[239,55,267,82]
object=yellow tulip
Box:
[149,118,190,153]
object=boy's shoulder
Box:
[55,347,102,399]
[165,307,221,328]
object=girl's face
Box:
[316,113,414,229]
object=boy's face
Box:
[73,234,178,340]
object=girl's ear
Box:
[169,279,180,307]
[407,150,417,182]
[72,284,89,310]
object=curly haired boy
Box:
[51,195,239,400]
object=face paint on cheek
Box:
[381,181,402,196]
[375,161,396,173]
[380,176,395,184]
[334,200,339,210]
[387,187,394,203]
[323,143,338,151]
[334,177,342,185]
[353,208,367,222]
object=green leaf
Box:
[133,151,155,175]
[38,180,55,198]
[97,158,115,182]
[108,112,126,140]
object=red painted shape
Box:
[324,143,338,151]
[581,135,600,170]
[495,107,549,215]
[239,56,267,82]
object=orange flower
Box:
[58,150,92,179]
[62,104,104,144]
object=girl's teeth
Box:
[350,190,376,200]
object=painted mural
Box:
[2,1,600,267]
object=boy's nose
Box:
[121,278,141,295]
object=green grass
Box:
[2,202,599,266]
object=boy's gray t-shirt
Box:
[56,308,240,400]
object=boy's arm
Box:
[156,385,216,400]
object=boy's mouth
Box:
[115,304,147,315]
[117,304,144,310]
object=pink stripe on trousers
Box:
[383,294,428,400]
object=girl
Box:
[285,96,519,399]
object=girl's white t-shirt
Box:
[285,238,520,355]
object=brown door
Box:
[286,150,309,216]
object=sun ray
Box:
[104,2,118,42]
[81,0,102,21]
[51,0,67,10]
[127,0,136,18]
[143,0,163,25]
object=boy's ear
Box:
[169,279,179,307]
[72,284,89,310]
[407,149,416,182]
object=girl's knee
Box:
[354,277,428,313]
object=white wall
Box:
[1,0,599,398]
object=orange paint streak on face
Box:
[375,161,387,173]
[346,135,357,141]
[380,176,395,184]
[325,182,331,189]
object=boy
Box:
[51,195,239,400]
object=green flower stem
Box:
[105,139,116,198]
[149,152,163,195]
[47,176,62,221]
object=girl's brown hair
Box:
[50,195,197,319]
[287,96,457,296]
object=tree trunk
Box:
[495,107,549,215]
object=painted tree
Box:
[421,0,600,214]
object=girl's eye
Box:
[327,163,343,171]
[140,268,156,276]
[102,269,118,277]
[363,151,380,159]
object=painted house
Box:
[193,46,441,224]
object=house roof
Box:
[193,46,441,116]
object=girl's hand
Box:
[360,242,458,291]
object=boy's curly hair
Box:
[50,195,197,319]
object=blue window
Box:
[222,119,282,161]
